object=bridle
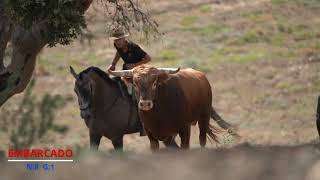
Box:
[78,83,92,111]
[78,76,120,114]
[80,105,90,111]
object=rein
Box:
[80,105,90,111]
[80,91,120,115]
[103,93,120,113]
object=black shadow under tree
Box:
[0,0,159,106]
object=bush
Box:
[182,59,211,73]
[156,49,179,61]
[0,79,71,150]
[180,16,198,27]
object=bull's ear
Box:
[121,77,133,84]
[157,72,170,84]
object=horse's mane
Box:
[79,66,118,86]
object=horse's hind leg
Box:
[163,136,179,149]
[89,131,102,150]
[112,136,124,151]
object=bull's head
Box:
[108,65,180,111]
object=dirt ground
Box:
[1,143,320,180]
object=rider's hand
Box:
[108,64,116,71]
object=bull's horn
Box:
[108,69,133,77]
[157,67,180,74]
[69,66,78,79]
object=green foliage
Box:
[240,10,264,20]
[291,26,317,41]
[210,47,266,63]
[271,0,291,5]
[0,151,4,161]
[199,24,227,35]
[230,28,272,45]
[272,0,320,7]
[181,59,211,73]
[185,24,228,36]
[277,22,294,34]
[276,82,306,93]
[156,49,179,61]
[241,30,260,43]
[314,42,320,49]
[270,33,286,46]
[199,5,211,13]
[0,79,71,149]
[6,0,86,47]
[277,22,318,41]
[180,16,198,27]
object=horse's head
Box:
[70,66,119,120]
[70,66,94,120]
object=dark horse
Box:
[70,66,143,150]
[317,96,320,137]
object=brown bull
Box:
[109,65,235,151]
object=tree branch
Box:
[0,23,46,106]
[102,0,159,38]
[0,0,94,106]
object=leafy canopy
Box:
[6,0,86,47]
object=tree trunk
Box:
[0,0,93,106]
[0,24,47,106]
[0,22,11,74]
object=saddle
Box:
[112,77,131,98]
[112,77,146,136]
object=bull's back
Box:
[172,69,212,115]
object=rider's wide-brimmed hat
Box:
[109,28,129,40]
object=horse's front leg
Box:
[89,131,102,150]
[112,136,124,151]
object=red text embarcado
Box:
[7,149,73,158]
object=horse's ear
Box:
[70,66,78,79]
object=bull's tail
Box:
[210,106,232,129]
[206,123,221,144]
[316,96,320,137]
[210,106,240,138]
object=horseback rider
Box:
[108,29,151,71]
[107,28,151,136]
[107,28,151,95]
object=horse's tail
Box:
[210,106,240,138]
